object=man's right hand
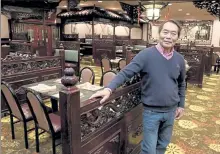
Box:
[89,88,111,104]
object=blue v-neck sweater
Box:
[107,47,186,112]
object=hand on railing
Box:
[89,88,111,104]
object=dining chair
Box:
[118,59,126,71]
[79,67,95,84]
[1,81,34,149]
[26,91,61,154]
[101,57,112,75]
[100,70,117,87]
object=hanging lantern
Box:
[143,1,168,21]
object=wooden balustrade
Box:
[59,69,142,154]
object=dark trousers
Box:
[140,109,176,154]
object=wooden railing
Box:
[59,72,142,154]
[1,51,65,115]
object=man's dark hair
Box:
[158,20,182,37]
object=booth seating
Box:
[55,49,79,75]
[55,41,80,75]
[133,45,146,51]
[85,39,92,44]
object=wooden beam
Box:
[113,23,116,42]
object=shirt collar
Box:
[156,43,174,56]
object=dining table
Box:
[22,78,104,112]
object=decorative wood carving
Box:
[1,53,65,114]
[10,42,33,53]
[81,74,141,138]
[1,58,61,77]
[63,34,79,41]
[1,53,34,62]
[93,40,116,65]
[56,41,80,50]
[12,32,29,41]
[179,51,205,87]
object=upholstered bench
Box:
[55,49,80,75]
[133,45,146,51]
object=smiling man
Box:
[90,20,186,154]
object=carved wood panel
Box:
[56,41,80,50]
[86,131,121,154]
[42,73,60,81]
[124,104,143,154]
[1,55,64,115]
[182,53,205,87]
[93,40,115,65]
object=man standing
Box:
[90,20,186,154]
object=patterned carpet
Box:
[1,65,220,154]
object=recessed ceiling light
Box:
[63,5,67,7]
[98,1,102,2]
[186,13,190,15]
[178,9,183,11]
[168,3,172,6]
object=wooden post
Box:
[92,18,94,44]
[146,23,149,47]
[208,45,214,76]
[141,24,143,40]
[43,10,47,46]
[59,67,81,154]
[129,26,131,40]
[60,20,64,41]
[113,22,116,42]
[92,5,95,45]
[59,43,65,76]
[8,19,13,40]
[126,45,133,64]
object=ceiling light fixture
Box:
[178,9,183,11]
[143,1,168,21]
[98,1,102,2]
[168,3,172,6]
[186,13,190,15]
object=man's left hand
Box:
[175,107,185,119]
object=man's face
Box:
[159,22,179,49]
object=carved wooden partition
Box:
[63,34,79,41]
[56,41,80,50]
[60,75,142,154]
[180,52,205,87]
[130,39,147,46]
[1,46,10,58]
[93,39,116,65]
[115,36,130,46]
[12,32,29,41]
[203,46,213,76]
[1,52,65,115]
[85,34,100,39]
[9,41,34,54]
